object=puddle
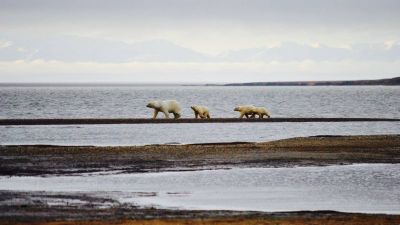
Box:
[0,164,399,214]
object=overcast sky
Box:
[1,0,399,83]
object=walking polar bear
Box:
[191,105,211,119]
[234,105,256,119]
[234,105,271,119]
[146,100,181,119]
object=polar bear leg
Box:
[199,112,207,119]
[161,110,170,119]
[152,110,159,119]
[173,112,180,119]
[194,112,199,119]
[202,113,209,119]
[240,113,249,119]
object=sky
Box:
[0,0,399,83]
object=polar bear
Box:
[146,100,181,119]
[250,107,271,118]
[191,105,211,119]
[234,105,257,119]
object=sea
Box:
[1,85,400,214]
[1,85,399,145]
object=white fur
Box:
[191,105,211,119]
[251,107,271,118]
[234,105,256,119]
[146,100,181,119]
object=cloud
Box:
[0,40,13,48]
[0,0,399,82]
[220,42,400,62]
[0,59,399,83]
[0,36,209,62]
[2,0,399,29]
[1,0,400,54]
[1,35,399,63]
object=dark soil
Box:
[0,117,399,125]
[1,135,399,176]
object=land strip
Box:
[0,117,399,126]
[1,135,400,224]
[1,135,399,176]
[0,190,399,225]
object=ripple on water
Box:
[0,164,399,214]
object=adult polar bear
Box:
[147,100,181,119]
[234,105,271,119]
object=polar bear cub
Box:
[251,107,271,118]
[146,100,181,119]
[234,105,257,119]
[191,105,211,119]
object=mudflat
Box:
[1,117,399,126]
[1,135,399,176]
[1,135,400,225]
[1,190,400,225]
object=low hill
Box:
[222,77,400,86]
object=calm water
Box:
[1,164,399,214]
[1,85,399,145]
[1,122,399,146]
[1,86,399,119]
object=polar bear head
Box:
[190,105,199,111]
[146,100,161,109]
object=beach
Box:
[2,1,400,224]
[1,135,400,176]
[1,134,400,224]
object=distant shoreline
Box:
[0,77,399,87]
[210,76,400,86]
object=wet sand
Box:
[0,191,400,225]
[1,135,400,224]
[1,135,399,176]
[1,117,399,125]
[1,190,399,225]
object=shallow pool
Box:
[1,164,399,214]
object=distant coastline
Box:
[208,76,400,86]
[1,77,399,87]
